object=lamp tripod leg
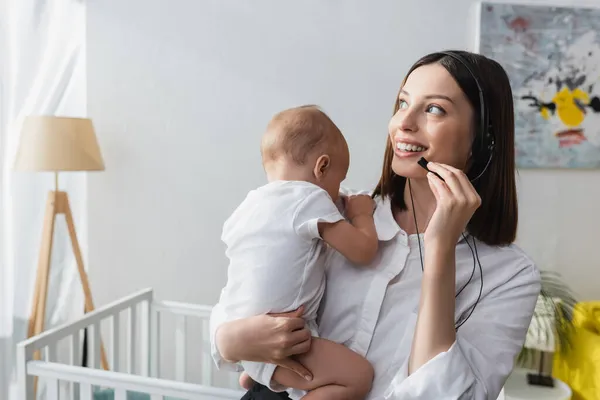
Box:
[62,194,109,371]
[29,191,58,396]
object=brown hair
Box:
[373,51,518,246]
[261,105,343,165]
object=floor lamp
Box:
[13,116,109,374]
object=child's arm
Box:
[319,195,378,266]
[293,190,378,266]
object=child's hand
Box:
[345,195,375,221]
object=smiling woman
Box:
[211,50,540,400]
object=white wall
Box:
[86,0,599,333]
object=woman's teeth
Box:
[396,142,426,152]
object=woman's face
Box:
[388,63,475,178]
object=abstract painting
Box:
[477,2,600,168]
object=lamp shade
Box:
[524,296,556,353]
[14,116,105,171]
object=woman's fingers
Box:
[426,163,465,203]
[287,338,311,357]
[271,315,305,333]
[426,162,481,209]
[426,172,447,201]
[272,322,311,358]
[285,328,312,355]
[277,358,313,381]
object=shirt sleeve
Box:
[293,186,345,241]
[384,258,541,400]
[209,301,243,372]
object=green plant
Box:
[517,270,578,367]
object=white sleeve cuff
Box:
[384,341,475,399]
[241,361,286,392]
[209,303,243,372]
[306,211,346,239]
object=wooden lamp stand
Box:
[27,175,109,370]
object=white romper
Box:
[216,180,345,391]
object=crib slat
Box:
[47,377,59,400]
[89,326,97,369]
[93,322,102,369]
[115,388,127,400]
[70,332,80,365]
[150,309,160,378]
[128,305,137,374]
[71,332,81,400]
[112,312,121,372]
[201,319,213,386]
[80,383,92,400]
[85,325,98,368]
[47,342,58,362]
[175,315,186,381]
[140,300,150,376]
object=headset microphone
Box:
[417,157,444,181]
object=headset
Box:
[411,50,491,330]
[440,50,495,182]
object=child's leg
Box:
[272,337,374,400]
[239,371,255,390]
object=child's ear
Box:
[313,154,330,180]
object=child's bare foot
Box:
[239,372,255,390]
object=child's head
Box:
[261,105,349,201]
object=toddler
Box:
[215,105,378,399]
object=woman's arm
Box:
[408,243,457,373]
[406,163,482,373]
[385,256,540,399]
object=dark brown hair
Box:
[261,105,343,165]
[373,51,517,246]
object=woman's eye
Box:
[398,99,409,109]
[427,105,445,115]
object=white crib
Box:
[17,288,245,400]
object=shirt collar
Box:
[373,195,468,244]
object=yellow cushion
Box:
[553,301,600,400]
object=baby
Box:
[215,105,378,399]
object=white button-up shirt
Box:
[211,193,541,400]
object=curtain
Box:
[0,0,87,398]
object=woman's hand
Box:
[424,162,481,248]
[216,306,313,380]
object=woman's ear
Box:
[314,154,330,180]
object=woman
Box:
[210,50,541,399]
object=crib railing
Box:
[150,300,215,384]
[17,288,244,400]
[27,361,243,399]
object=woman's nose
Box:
[394,109,419,133]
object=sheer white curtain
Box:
[0,0,87,399]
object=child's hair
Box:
[261,105,344,165]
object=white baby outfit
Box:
[216,180,345,394]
